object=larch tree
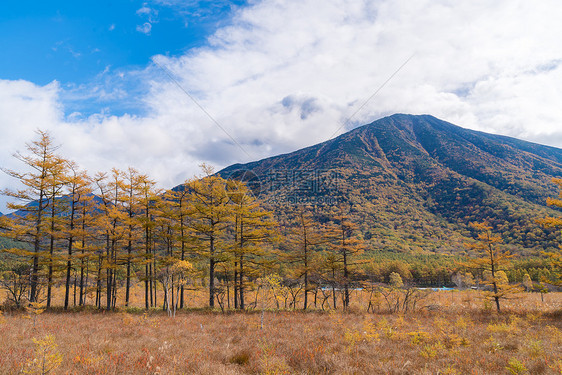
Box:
[389,272,404,288]
[159,259,194,317]
[284,206,327,310]
[185,164,232,308]
[228,180,277,310]
[44,157,68,308]
[162,187,194,309]
[537,178,562,286]
[522,273,533,291]
[94,169,128,310]
[326,205,365,310]
[136,174,160,309]
[121,167,146,307]
[72,175,97,307]
[1,130,63,303]
[463,222,521,312]
[62,161,92,310]
[90,173,109,309]
[155,190,182,312]
[318,250,343,309]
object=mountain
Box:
[3,193,105,220]
[219,114,562,254]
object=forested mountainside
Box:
[220,114,562,253]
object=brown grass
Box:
[0,291,561,374]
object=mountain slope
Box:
[219,114,562,253]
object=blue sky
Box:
[0,0,246,115]
[2,0,562,212]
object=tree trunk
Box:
[106,235,113,311]
[180,215,186,309]
[96,254,102,309]
[343,249,349,309]
[47,199,56,308]
[209,234,215,308]
[125,240,131,307]
[234,263,238,309]
[64,235,73,310]
[240,254,245,310]
[73,273,77,307]
[30,190,45,303]
[303,240,308,310]
[64,197,76,310]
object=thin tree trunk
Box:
[64,196,76,310]
[239,222,245,310]
[106,234,113,311]
[234,263,238,309]
[64,234,73,310]
[96,254,102,309]
[343,250,349,309]
[240,254,245,310]
[73,272,77,306]
[125,240,131,307]
[180,212,186,309]
[79,209,86,306]
[47,197,56,308]
[209,235,215,308]
[83,258,89,306]
[489,241,501,313]
[332,268,337,310]
[30,189,45,303]
[79,254,85,306]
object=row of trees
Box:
[457,187,562,312]
[0,131,367,311]
[0,131,560,313]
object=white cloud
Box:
[136,2,158,35]
[148,0,562,150]
[0,80,62,211]
[137,3,158,23]
[2,0,562,211]
[136,22,152,35]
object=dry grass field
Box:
[0,290,561,375]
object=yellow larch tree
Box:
[61,161,93,310]
[284,206,327,310]
[537,178,562,286]
[43,155,68,308]
[326,204,365,310]
[161,186,194,309]
[1,130,63,303]
[228,180,277,310]
[463,221,521,312]
[121,167,147,307]
[184,164,232,308]
[93,169,128,310]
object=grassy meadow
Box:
[0,289,561,375]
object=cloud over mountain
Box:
[2,0,562,211]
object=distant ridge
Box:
[218,114,562,253]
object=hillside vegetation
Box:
[221,114,562,253]
[0,115,560,314]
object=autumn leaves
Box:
[0,131,364,311]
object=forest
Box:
[0,131,560,374]
[0,130,559,314]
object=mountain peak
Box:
[361,113,456,132]
[219,114,562,252]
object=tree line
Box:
[0,131,368,311]
[0,131,560,313]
